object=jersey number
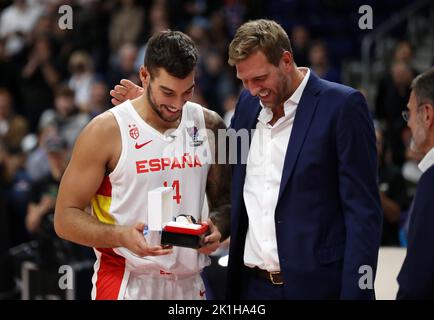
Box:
[163,180,181,204]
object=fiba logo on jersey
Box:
[129,124,139,140]
[187,126,203,147]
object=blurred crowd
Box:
[0,0,429,298]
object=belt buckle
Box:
[269,271,283,285]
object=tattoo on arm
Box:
[204,109,231,241]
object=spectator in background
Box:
[308,40,341,83]
[222,0,245,38]
[397,67,434,299]
[186,17,211,55]
[208,11,230,58]
[393,40,415,66]
[0,88,28,149]
[0,39,21,107]
[0,0,43,57]
[375,61,415,166]
[375,122,410,246]
[1,143,32,247]
[291,25,310,68]
[31,13,54,40]
[0,141,17,299]
[24,125,56,184]
[86,80,110,118]
[80,0,112,65]
[67,51,96,112]
[21,36,60,132]
[108,0,144,53]
[147,0,170,38]
[26,135,68,235]
[198,49,235,116]
[38,85,90,149]
[134,2,170,72]
[108,43,139,90]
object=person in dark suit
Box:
[226,19,382,299]
[397,67,434,299]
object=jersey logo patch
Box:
[186,126,203,147]
[129,124,139,140]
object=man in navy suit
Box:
[397,67,434,299]
[226,19,382,299]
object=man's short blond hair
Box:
[228,19,292,67]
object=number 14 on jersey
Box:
[163,180,181,204]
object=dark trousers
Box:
[240,266,285,300]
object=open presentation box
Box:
[147,187,209,248]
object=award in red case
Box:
[148,188,208,248]
[161,218,209,249]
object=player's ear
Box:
[139,66,150,87]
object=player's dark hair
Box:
[145,30,198,79]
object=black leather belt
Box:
[248,267,284,285]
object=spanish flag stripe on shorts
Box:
[91,176,128,300]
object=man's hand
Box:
[119,222,173,257]
[110,79,144,105]
[198,219,221,255]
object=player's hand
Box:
[197,219,221,255]
[110,79,144,105]
[119,222,173,257]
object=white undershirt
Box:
[243,68,310,271]
[418,147,434,173]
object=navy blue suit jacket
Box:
[227,71,382,299]
[397,164,434,299]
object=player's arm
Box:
[198,109,231,254]
[54,113,172,257]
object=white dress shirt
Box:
[418,147,434,173]
[243,68,310,271]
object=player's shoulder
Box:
[86,110,118,134]
[71,110,121,165]
[75,110,119,147]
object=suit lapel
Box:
[246,103,262,135]
[277,73,322,203]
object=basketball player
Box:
[54,31,230,300]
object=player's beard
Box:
[146,84,182,123]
